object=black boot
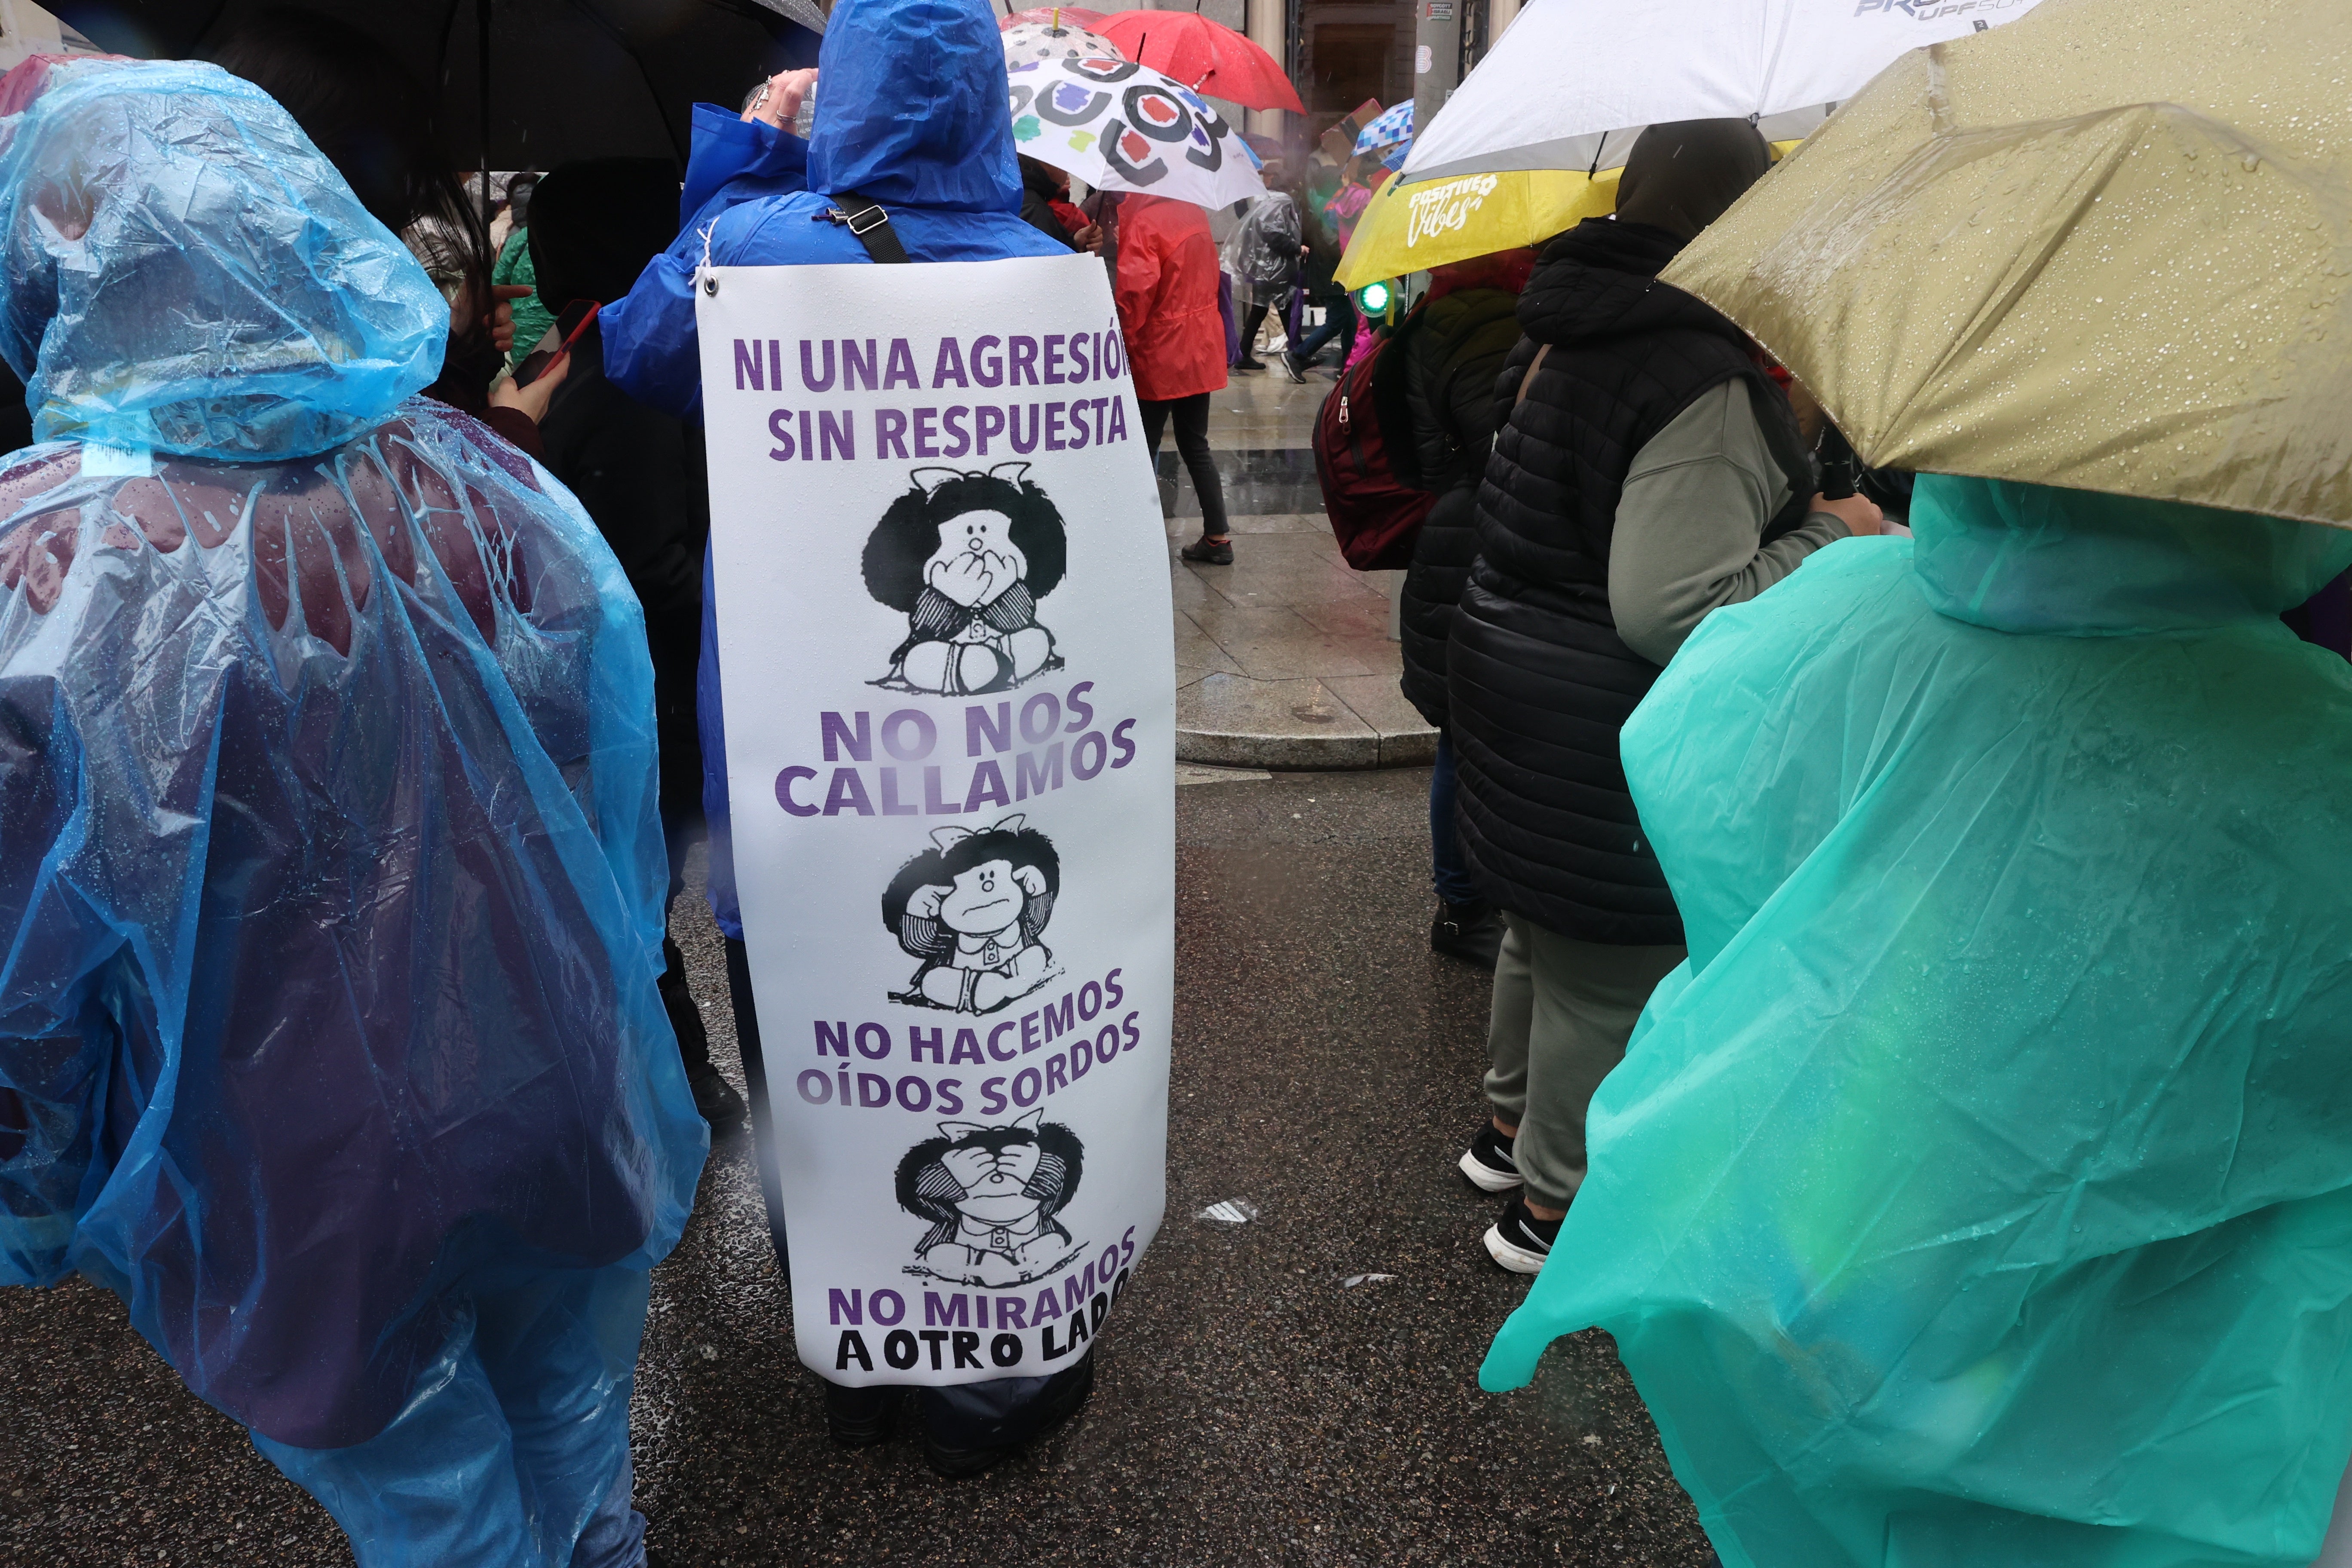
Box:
[824,1381,904,1449]
[1430,900,1504,970]
[662,932,747,1134]
[919,1354,1096,1478]
[686,1066,748,1134]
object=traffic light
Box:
[1356,278,1393,317]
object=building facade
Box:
[1114,0,1510,165]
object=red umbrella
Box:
[1000,7,1113,30]
[1096,9,1304,113]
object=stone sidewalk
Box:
[1162,368,1437,769]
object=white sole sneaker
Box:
[1484,1223,1550,1274]
[1458,1148,1524,1193]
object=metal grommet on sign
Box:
[702,273,719,296]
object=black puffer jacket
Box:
[1446,218,1812,945]
[1396,286,1523,727]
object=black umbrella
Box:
[55,0,825,175]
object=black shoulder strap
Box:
[817,190,910,264]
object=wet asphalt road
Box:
[1,766,1710,1568]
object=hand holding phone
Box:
[490,347,570,424]
[513,300,600,389]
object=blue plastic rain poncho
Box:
[1482,475,2352,1567]
[603,0,1066,940]
[0,58,704,1568]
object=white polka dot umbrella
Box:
[1001,20,1125,67]
[1009,55,1265,210]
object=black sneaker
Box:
[1484,1193,1561,1274]
[1430,900,1504,969]
[1277,352,1306,384]
[824,1382,903,1449]
[687,1066,748,1135]
[1179,535,1234,566]
[1233,355,1266,371]
[1458,1121,1522,1193]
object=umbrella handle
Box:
[1818,424,1859,501]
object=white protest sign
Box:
[696,253,1173,1386]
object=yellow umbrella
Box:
[1663,0,2352,529]
[1338,141,1803,292]
[1336,168,1620,291]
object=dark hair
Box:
[861,472,1068,612]
[210,10,490,303]
[505,170,539,227]
[894,1118,1086,1243]
[880,823,1060,934]
[1017,155,1065,199]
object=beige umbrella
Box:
[1662,0,2352,528]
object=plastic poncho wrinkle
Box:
[1486,476,2352,1566]
[0,59,444,461]
[0,398,705,1458]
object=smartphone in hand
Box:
[513,300,600,389]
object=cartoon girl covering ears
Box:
[882,815,1063,1014]
[861,463,1069,696]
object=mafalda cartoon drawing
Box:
[882,815,1062,1014]
[896,1111,1086,1287]
[862,464,1067,695]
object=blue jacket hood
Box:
[808,0,1022,214]
[680,101,808,227]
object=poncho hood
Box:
[807,0,1024,214]
[1912,474,2352,637]
[0,57,445,459]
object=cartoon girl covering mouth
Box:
[882,815,1063,1014]
[861,464,1068,696]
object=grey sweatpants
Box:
[1482,914,1686,1209]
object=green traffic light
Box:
[1358,279,1392,315]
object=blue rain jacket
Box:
[1483,475,2352,1567]
[603,0,1066,938]
[601,103,812,432]
[0,54,705,1488]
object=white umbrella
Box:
[1400,0,2050,184]
[1008,55,1265,209]
[1001,19,1124,66]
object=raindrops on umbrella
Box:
[1000,20,1124,65]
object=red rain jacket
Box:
[1114,194,1228,404]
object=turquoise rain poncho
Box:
[1483,475,2352,1568]
[0,58,703,1567]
